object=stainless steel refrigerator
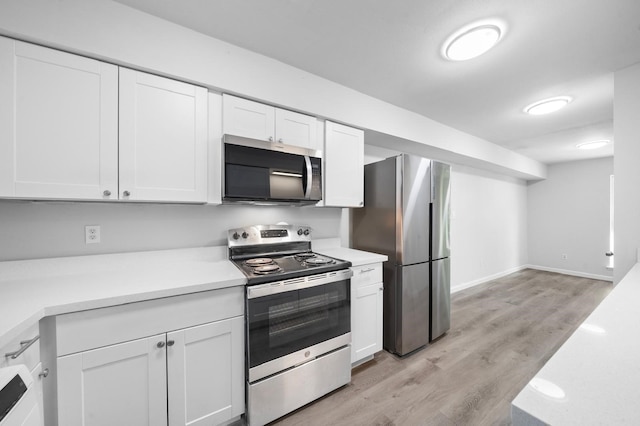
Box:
[352,154,451,356]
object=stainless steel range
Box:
[228,224,353,426]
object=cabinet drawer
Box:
[0,322,41,371]
[350,263,383,288]
[54,286,243,356]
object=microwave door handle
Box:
[304,155,312,199]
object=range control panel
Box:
[228,224,312,247]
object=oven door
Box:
[246,269,352,382]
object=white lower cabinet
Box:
[350,263,383,365]
[57,334,168,426]
[43,287,245,426]
[167,318,244,426]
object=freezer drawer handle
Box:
[4,335,39,359]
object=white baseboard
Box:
[451,265,528,293]
[525,264,613,282]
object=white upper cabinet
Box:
[0,37,118,200]
[222,94,275,141]
[323,121,364,207]
[0,36,207,203]
[119,69,208,203]
[222,94,317,150]
[274,108,318,150]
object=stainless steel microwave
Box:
[222,134,322,205]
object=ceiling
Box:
[113,0,640,164]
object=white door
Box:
[0,37,118,200]
[57,334,168,426]
[167,317,244,426]
[324,121,364,207]
[274,109,317,149]
[119,68,207,202]
[352,283,384,363]
[222,94,275,141]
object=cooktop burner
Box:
[245,258,275,266]
[252,264,282,274]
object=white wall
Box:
[0,200,342,261]
[362,146,529,292]
[0,0,546,180]
[527,158,613,281]
[449,166,528,291]
[614,62,640,283]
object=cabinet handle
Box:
[278,138,283,143]
[268,136,273,142]
[39,368,49,378]
[157,341,166,348]
[380,286,384,291]
[360,268,375,274]
[4,335,39,359]
[166,340,175,347]
[123,190,131,197]
[103,190,111,196]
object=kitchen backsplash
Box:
[0,200,344,261]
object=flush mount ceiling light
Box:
[576,140,610,150]
[443,21,504,61]
[524,96,572,115]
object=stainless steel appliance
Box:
[223,134,322,205]
[352,154,451,356]
[228,224,352,426]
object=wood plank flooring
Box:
[271,269,612,426]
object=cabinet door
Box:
[324,121,364,207]
[351,281,383,364]
[274,108,317,149]
[0,37,118,200]
[119,68,207,202]
[167,316,244,426]
[222,94,275,141]
[57,334,168,426]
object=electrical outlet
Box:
[85,225,101,244]
[561,253,568,260]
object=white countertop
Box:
[0,244,386,350]
[511,263,640,425]
[0,247,246,349]
[316,247,388,267]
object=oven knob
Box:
[232,232,240,240]
[297,228,304,236]
[242,232,249,239]
[303,229,310,236]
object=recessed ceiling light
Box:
[524,96,572,115]
[443,22,504,61]
[577,140,610,150]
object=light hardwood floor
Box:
[271,269,612,426]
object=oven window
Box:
[247,279,350,369]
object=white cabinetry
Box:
[222,94,318,150]
[0,36,208,203]
[323,121,364,207]
[0,36,118,200]
[43,287,244,426]
[350,263,383,365]
[119,69,208,203]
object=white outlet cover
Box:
[85,225,101,244]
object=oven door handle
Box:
[247,269,353,299]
